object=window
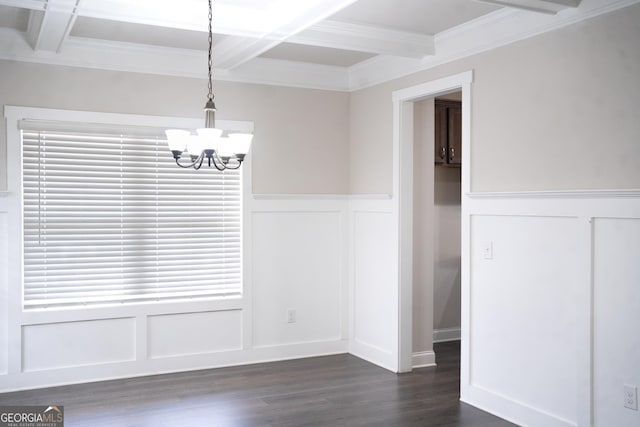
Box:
[21,120,243,309]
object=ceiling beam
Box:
[212,0,360,70]
[289,20,434,59]
[0,0,46,10]
[474,0,581,14]
[26,0,80,52]
[75,0,272,37]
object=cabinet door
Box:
[447,104,462,165]
[434,102,448,164]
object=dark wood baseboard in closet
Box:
[0,341,516,426]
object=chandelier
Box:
[165,0,252,170]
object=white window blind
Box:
[21,122,242,309]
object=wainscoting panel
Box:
[469,214,580,426]
[1,194,351,392]
[147,310,242,359]
[22,318,136,372]
[0,206,7,375]
[351,206,396,370]
[593,218,640,427]
[462,192,640,427]
[251,209,344,348]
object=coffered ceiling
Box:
[0,0,636,91]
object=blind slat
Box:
[22,127,243,309]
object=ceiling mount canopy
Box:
[165,0,252,171]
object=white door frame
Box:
[391,71,473,382]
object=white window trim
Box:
[4,106,253,324]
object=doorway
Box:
[432,93,462,347]
[410,93,462,368]
[393,71,471,400]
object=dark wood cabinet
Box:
[434,100,461,166]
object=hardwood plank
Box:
[0,341,517,426]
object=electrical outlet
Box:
[287,309,296,324]
[624,385,638,410]
[482,241,493,260]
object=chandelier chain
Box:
[207,0,213,102]
[165,0,251,170]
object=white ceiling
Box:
[0,0,636,91]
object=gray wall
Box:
[349,3,640,193]
[433,166,461,331]
[0,60,350,194]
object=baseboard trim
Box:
[0,340,348,393]
[349,339,396,372]
[412,351,436,368]
[462,384,576,427]
[433,327,461,343]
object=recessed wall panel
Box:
[353,211,394,354]
[470,214,580,424]
[0,213,7,374]
[252,211,342,347]
[147,310,242,359]
[22,318,135,372]
[593,218,640,427]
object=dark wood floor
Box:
[0,341,516,426]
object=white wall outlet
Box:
[482,241,493,260]
[624,384,638,410]
[287,309,296,324]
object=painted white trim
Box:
[433,327,462,343]
[349,0,640,90]
[1,339,348,393]
[392,71,473,377]
[1,0,638,91]
[463,384,578,427]
[252,193,392,201]
[468,189,640,199]
[412,351,436,369]
[349,339,396,372]
[4,105,253,133]
[290,20,434,58]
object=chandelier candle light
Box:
[165,0,253,170]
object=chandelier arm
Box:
[193,153,205,170]
[210,152,229,171]
[212,152,243,170]
[174,152,205,169]
[222,161,242,170]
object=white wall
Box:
[467,211,581,426]
[0,191,352,392]
[348,198,397,371]
[460,193,640,427]
[0,194,8,376]
[593,218,640,427]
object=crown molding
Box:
[0,0,637,92]
[348,0,640,91]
